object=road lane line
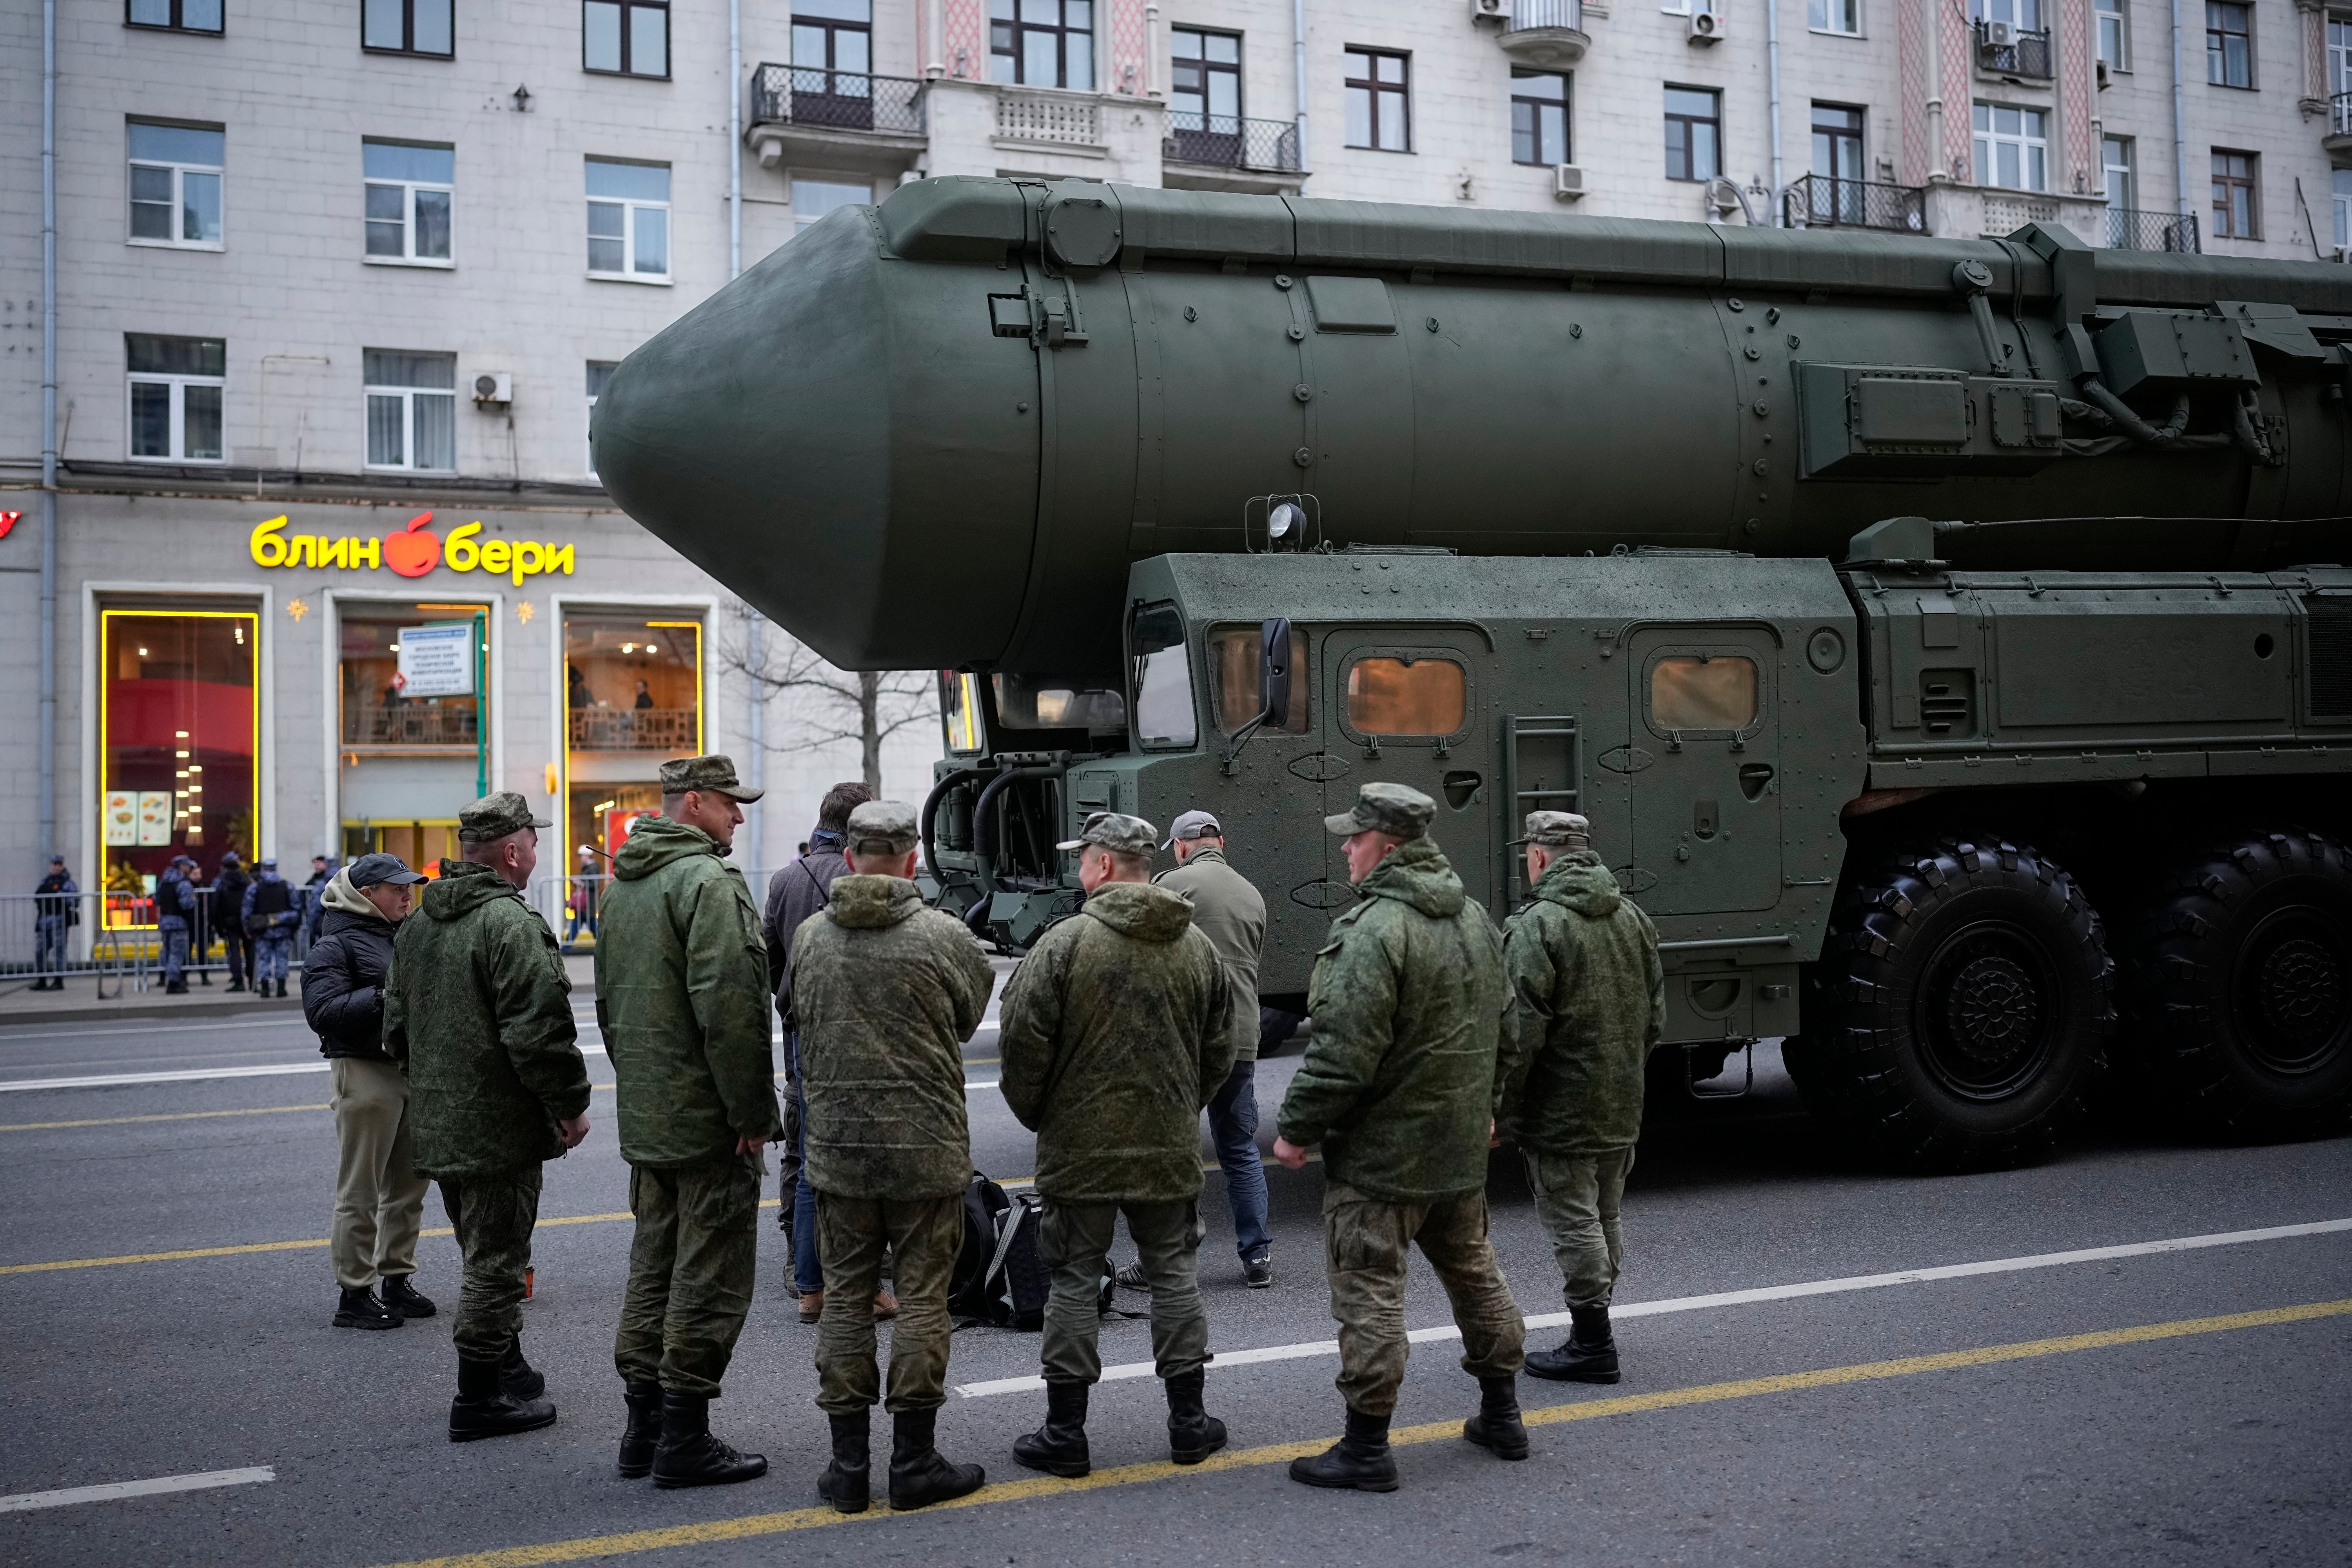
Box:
[950,1215,2352,1397]
[0,1466,276,1512]
[371,1297,2352,1568]
[0,1103,336,1132]
[0,1047,617,1093]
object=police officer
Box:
[791,800,995,1514]
[156,855,198,994]
[385,792,592,1443]
[597,756,777,1488]
[1500,810,1663,1385]
[1274,782,1527,1492]
[243,857,299,998]
[32,855,76,991]
[998,811,1235,1478]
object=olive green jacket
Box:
[790,874,995,1200]
[594,815,780,1168]
[1499,854,1665,1155]
[998,881,1235,1202]
[1154,848,1266,1062]
[385,859,590,1180]
[1279,837,1510,1204]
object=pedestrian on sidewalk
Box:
[243,858,299,998]
[32,855,76,991]
[211,852,252,993]
[305,853,435,1331]
[156,855,198,994]
[303,854,336,944]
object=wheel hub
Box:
[1941,955,2041,1060]
[1915,922,2058,1100]
[2236,910,2352,1073]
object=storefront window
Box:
[563,612,703,883]
[340,611,483,748]
[99,607,259,910]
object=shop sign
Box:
[397,621,477,698]
[248,512,577,587]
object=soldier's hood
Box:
[1532,852,1621,918]
[613,815,724,879]
[1354,836,1466,918]
[826,873,925,929]
[1081,880,1194,942]
[422,858,521,920]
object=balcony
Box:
[2327,91,2352,154]
[995,88,1104,149]
[1162,112,1305,194]
[746,65,927,173]
[1499,0,1589,69]
[1786,174,1926,234]
[569,707,699,753]
[2106,208,2201,252]
[343,704,478,749]
[1975,21,2053,80]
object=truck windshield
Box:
[992,673,1128,737]
[1130,603,1198,748]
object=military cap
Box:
[347,851,427,889]
[844,799,919,857]
[458,791,553,843]
[1057,811,1160,858]
[1161,808,1223,850]
[1512,809,1591,850]
[657,753,764,802]
[1323,781,1436,840]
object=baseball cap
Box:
[1161,809,1223,851]
[347,852,427,889]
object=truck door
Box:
[1325,636,1493,909]
[1624,627,1782,916]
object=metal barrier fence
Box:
[0,889,315,995]
[748,65,927,136]
[2107,208,2200,252]
[1974,22,2053,78]
[527,871,781,953]
[1163,113,1304,174]
[1786,174,1926,234]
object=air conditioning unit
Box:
[1469,0,1509,20]
[1688,8,1725,43]
[1986,19,2017,45]
[1553,164,1586,201]
[472,372,513,405]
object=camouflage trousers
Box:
[615,1153,764,1399]
[1039,1197,1208,1386]
[438,1166,541,1361]
[1523,1146,1634,1311]
[253,933,291,986]
[1321,1181,1525,1417]
[813,1190,962,1415]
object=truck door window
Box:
[992,674,1128,737]
[1345,655,1466,737]
[1649,655,1759,732]
[1129,602,1198,748]
[1210,624,1309,734]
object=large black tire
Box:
[2116,828,2352,1140]
[1789,837,2112,1170]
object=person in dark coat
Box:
[157,855,199,994]
[211,852,253,992]
[33,856,77,990]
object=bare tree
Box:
[721,605,936,794]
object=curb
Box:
[0,995,307,1029]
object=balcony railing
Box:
[996,89,1101,145]
[344,704,478,747]
[1163,112,1303,173]
[569,706,699,753]
[1975,21,2053,79]
[1510,0,1584,31]
[2332,91,2352,137]
[749,65,926,136]
[2106,208,2201,252]
[1787,174,1927,234]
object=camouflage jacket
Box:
[1279,837,1509,1204]
[790,875,994,1199]
[1154,849,1266,1062]
[594,815,780,1168]
[385,859,590,1180]
[1499,854,1665,1155]
[998,882,1234,1202]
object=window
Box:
[1129,602,1195,747]
[994,674,1127,735]
[585,0,668,76]
[126,334,224,464]
[99,609,258,887]
[1972,103,2047,191]
[2096,0,2128,69]
[1345,656,1464,737]
[1171,28,1243,160]
[363,141,453,264]
[127,0,223,32]
[791,176,869,234]
[1650,655,1759,732]
[2205,2,2250,87]
[564,614,703,757]
[1812,102,1864,180]
[2334,168,2352,254]
[586,159,670,280]
[940,671,983,754]
[2212,149,2258,239]
[586,361,615,476]
[1345,49,1410,152]
[1809,0,1861,34]
[1664,86,1720,181]
[2103,134,2134,216]
[1972,0,2041,26]
[342,613,482,749]
[127,121,222,248]
[1209,624,1308,734]
[2331,15,2352,96]
[363,0,452,55]
[364,350,457,473]
[1512,69,1570,166]
[989,0,1093,89]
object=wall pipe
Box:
[2170,0,2189,222]
[40,0,58,865]
[1292,0,1308,178]
[729,0,742,281]
[1766,0,1784,223]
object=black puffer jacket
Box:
[304,906,398,1061]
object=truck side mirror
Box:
[1259,617,1292,730]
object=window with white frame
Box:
[2333,168,2352,254]
[364,349,457,472]
[126,334,224,464]
[128,121,223,249]
[2328,14,2352,95]
[127,0,223,33]
[587,159,670,280]
[1662,0,1719,16]
[791,176,870,235]
[1972,0,2043,29]
[586,361,616,476]
[364,141,454,265]
[1810,0,1862,34]
[1973,103,2047,191]
[2096,0,2129,67]
[2103,135,2134,243]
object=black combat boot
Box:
[448,1353,557,1442]
[1524,1305,1620,1384]
[501,1336,545,1401]
[277,978,289,999]
[616,1381,663,1479]
[652,1394,767,1489]
[888,1406,984,1510]
[332,1287,401,1330]
[816,1409,871,1514]
[1011,1379,1090,1477]
[165,979,187,995]
[379,1274,437,1319]
[1288,1406,1399,1493]
[1462,1374,1529,1460]
[1164,1369,1227,1465]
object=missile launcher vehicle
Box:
[596,176,2352,1164]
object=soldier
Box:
[1499,809,1664,1385]
[1274,782,1527,1492]
[791,800,995,1514]
[597,756,777,1488]
[385,792,592,1443]
[998,811,1235,1479]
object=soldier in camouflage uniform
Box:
[1499,809,1664,1385]
[385,792,591,1443]
[597,755,777,1489]
[1275,782,1528,1492]
[998,811,1236,1479]
[790,800,995,1514]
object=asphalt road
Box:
[1,997,2347,1568]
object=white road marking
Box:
[965,1080,1000,1093]
[0,1466,275,1512]
[951,1216,2352,1398]
[0,1045,612,1093]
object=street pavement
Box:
[1,991,2347,1568]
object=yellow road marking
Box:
[0,1103,333,1132]
[372,1297,2352,1568]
